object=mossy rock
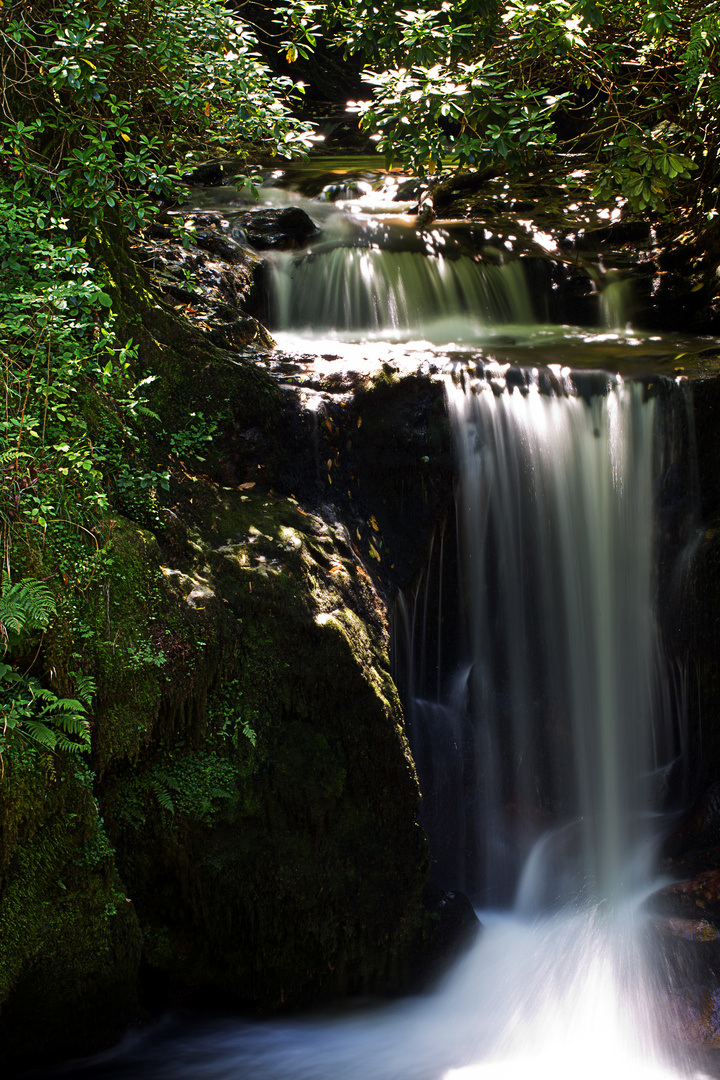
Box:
[100,486,429,1007]
[0,757,142,1074]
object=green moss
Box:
[98,485,427,1008]
[113,749,239,827]
[42,518,167,772]
[0,757,142,1072]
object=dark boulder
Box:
[414,887,481,987]
[236,207,319,250]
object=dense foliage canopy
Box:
[279,0,717,216]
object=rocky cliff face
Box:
[0,224,445,1075]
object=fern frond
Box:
[36,691,86,712]
[21,719,57,750]
[134,404,161,421]
[0,449,32,465]
[0,597,26,636]
[71,674,96,707]
[54,732,87,755]
[51,710,90,737]
[0,580,56,642]
[149,780,175,814]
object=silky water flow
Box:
[396,369,700,1080]
[56,177,709,1080]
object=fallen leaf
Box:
[238,482,255,490]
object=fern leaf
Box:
[149,780,175,814]
[71,674,96,707]
[0,580,56,641]
[54,732,87,755]
[22,719,57,750]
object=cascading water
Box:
[270,248,535,338]
[53,167,710,1080]
[400,368,684,910]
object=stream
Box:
[53,161,719,1080]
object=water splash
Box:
[54,373,704,1080]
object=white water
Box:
[63,171,708,1080]
[438,373,673,905]
[270,248,535,335]
[61,910,696,1080]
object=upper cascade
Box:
[269,247,536,339]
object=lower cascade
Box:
[400,370,689,910]
[61,371,704,1080]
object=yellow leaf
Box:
[286,45,298,62]
[326,458,332,470]
[81,58,96,69]
[120,132,131,142]
[204,101,211,117]
[356,528,361,540]
[369,544,381,561]
[357,417,362,429]
[369,515,379,532]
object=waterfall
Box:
[57,176,707,1080]
[400,368,689,908]
[600,276,633,330]
[269,249,535,337]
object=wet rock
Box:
[415,887,481,987]
[194,231,246,265]
[102,487,429,1011]
[576,220,652,248]
[131,218,271,349]
[235,207,319,250]
[663,783,720,868]
[656,861,720,909]
[658,244,697,271]
[183,161,227,186]
[207,314,273,350]
[394,178,425,202]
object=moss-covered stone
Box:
[0,226,443,1070]
[98,486,428,1007]
[0,757,142,1074]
